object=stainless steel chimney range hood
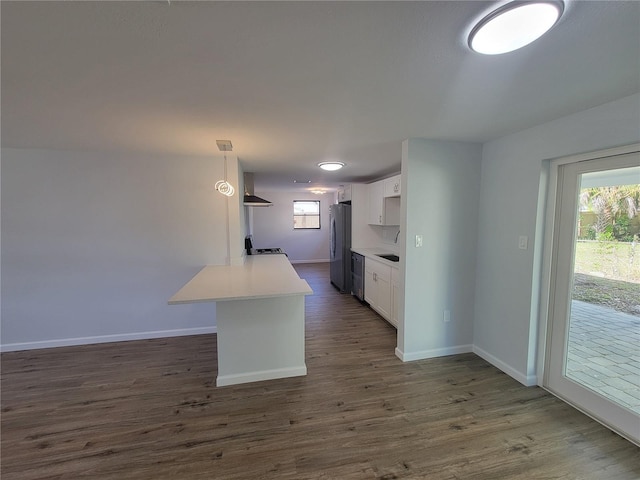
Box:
[243,173,272,207]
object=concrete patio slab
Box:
[567,300,640,413]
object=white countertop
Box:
[351,247,400,268]
[169,255,313,304]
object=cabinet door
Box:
[375,268,392,320]
[365,258,392,322]
[384,175,401,197]
[391,268,399,328]
[342,184,352,202]
[368,181,384,225]
[364,265,375,305]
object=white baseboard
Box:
[289,259,330,264]
[395,344,538,387]
[395,344,473,362]
[2,332,537,389]
[0,326,217,353]
[216,365,307,387]
[473,345,538,386]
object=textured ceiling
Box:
[2,1,639,191]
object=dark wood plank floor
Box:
[2,263,639,479]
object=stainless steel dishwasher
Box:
[351,252,365,301]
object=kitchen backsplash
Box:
[381,226,401,246]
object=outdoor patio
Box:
[566,300,640,414]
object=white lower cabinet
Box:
[391,267,399,328]
[364,257,396,327]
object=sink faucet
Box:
[394,229,401,244]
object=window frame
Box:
[293,200,321,230]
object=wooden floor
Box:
[2,263,639,479]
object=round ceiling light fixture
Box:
[318,161,345,171]
[468,1,564,55]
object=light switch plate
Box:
[518,235,528,250]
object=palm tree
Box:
[579,185,640,239]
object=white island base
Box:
[216,295,306,386]
[169,255,312,387]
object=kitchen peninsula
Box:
[169,255,313,387]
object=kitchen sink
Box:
[376,254,400,262]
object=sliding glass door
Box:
[545,151,640,444]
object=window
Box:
[293,200,320,229]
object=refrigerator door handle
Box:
[330,215,336,260]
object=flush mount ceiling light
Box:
[468,0,564,55]
[318,161,345,171]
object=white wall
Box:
[251,190,330,263]
[398,139,482,361]
[227,160,246,266]
[474,93,640,385]
[1,148,236,351]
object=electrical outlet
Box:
[415,234,423,248]
[444,310,451,323]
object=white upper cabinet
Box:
[368,180,385,225]
[384,174,401,197]
[368,179,400,226]
[337,184,352,203]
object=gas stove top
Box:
[249,247,287,256]
[256,248,284,255]
[245,236,286,256]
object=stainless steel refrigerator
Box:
[329,203,352,293]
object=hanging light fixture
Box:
[215,140,235,197]
[468,1,564,55]
[215,175,235,196]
